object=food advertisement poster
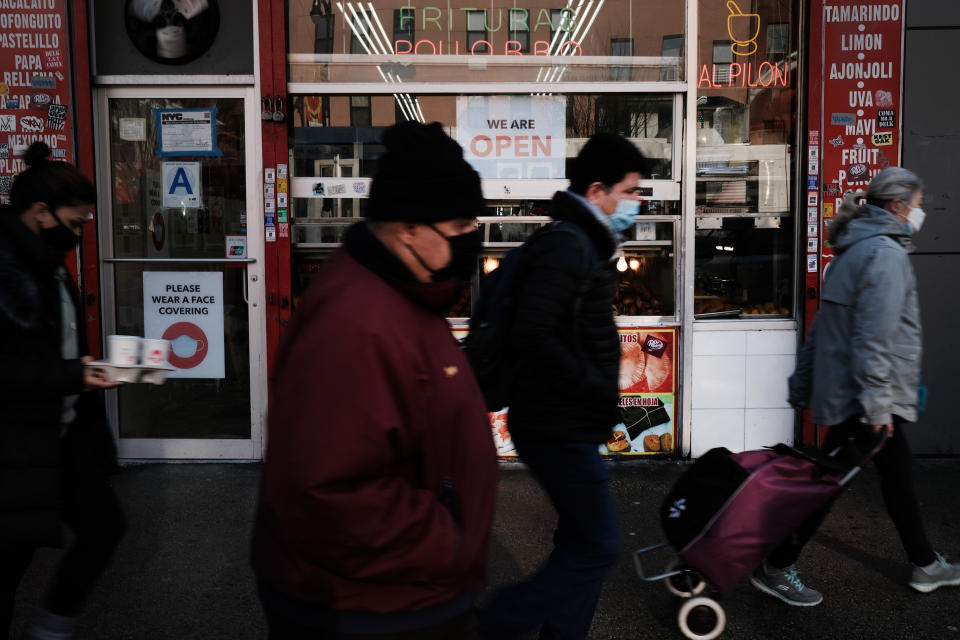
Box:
[0,0,73,201]
[452,327,678,458]
[605,328,677,456]
[456,95,566,180]
[818,1,903,273]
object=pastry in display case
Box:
[693,226,793,319]
[613,252,674,317]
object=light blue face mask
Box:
[608,198,641,233]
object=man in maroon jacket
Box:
[251,121,498,639]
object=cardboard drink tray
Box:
[87,361,174,385]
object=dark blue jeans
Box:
[477,436,621,640]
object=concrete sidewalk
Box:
[11,459,960,639]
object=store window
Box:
[350,31,365,54]
[695,0,798,319]
[286,1,685,84]
[287,93,680,320]
[610,38,634,81]
[766,23,788,58]
[314,13,335,54]
[660,35,684,80]
[509,8,530,53]
[712,40,733,83]
[393,8,415,48]
[350,96,371,127]
[467,10,489,53]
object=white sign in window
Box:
[456,95,566,180]
[143,272,224,379]
[162,161,202,209]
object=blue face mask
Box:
[608,198,641,233]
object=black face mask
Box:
[411,225,483,283]
[40,214,81,253]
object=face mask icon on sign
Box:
[171,335,204,359]
[162,322,209,369]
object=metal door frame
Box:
[93,85,267,460]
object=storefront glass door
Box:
[95,88,266,459]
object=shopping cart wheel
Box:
[664,559,707,598]
[677,596,726,640]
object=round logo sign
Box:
[125,0,221,65]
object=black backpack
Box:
[463,221,593,411]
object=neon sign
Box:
[341,3,587,57]
[697,61,789,88]
[394,39,581,56]
[396,6,575,34]
[726,0,760,56]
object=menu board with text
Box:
[0,0,72,200]
[818,1,904,270]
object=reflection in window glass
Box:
[696,0,797,318]
[286,1,686,83]
[660,35,683,80]
[661,35,683,57]
[467,10,489,52]
[288,93,675,216]
[767,23,788,57]
[610,38,633,81]
[393,8,414,49]
[712,41,733,83]
[314,14,334,54]
[350,95,371,127]
[509,8,530,53]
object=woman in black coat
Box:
[0,142,125,640]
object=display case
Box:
[693,73,797,319]
[288,92,684,326]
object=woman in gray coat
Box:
[749,167,960,607]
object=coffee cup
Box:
[107,335,141,366]
[141,338,170,367]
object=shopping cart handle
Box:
[837,428,889,486]
[633,543,684,582]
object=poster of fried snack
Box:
[605,327,678,455]
[453,326,679,457]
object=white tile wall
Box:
[691,409,745,457]
[692,331,746,356]
[691,355,746,409]
[744,355,794,408]
[690,329,799,455]
[746,330,798,355]
[744,409,796,449]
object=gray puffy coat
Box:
[789,204,921,426]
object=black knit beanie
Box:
[367,121,485,223]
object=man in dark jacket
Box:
[251,122,498,639]
[0,142,125,640]
[478,133,649,640]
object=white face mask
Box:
[906,207,926,234]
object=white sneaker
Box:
[750,562,824,607]
[909,553,960,593]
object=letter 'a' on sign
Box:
[161,161,202,208]
[170,168,193,194]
